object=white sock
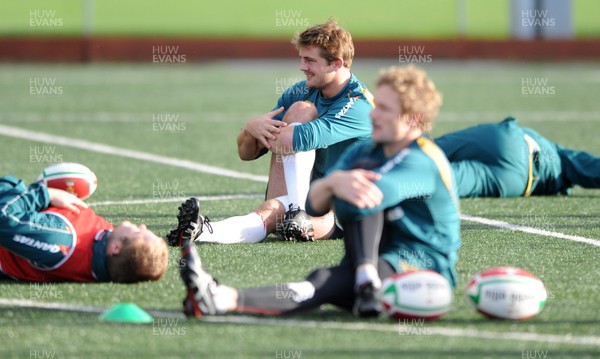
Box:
[355,264,382,290]
[285,281,316,303]
[275,195,290,211]
[282,123,315,210]
[197,212,266,244]
[213,285,237,314]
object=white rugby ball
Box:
[37,162,97,200]
[465,267,547,320]
[379,270,452,320]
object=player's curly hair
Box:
[106,233,169,283]
[292,18,354,68]
[376,66,443,132]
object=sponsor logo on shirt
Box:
[12,234,61,253]
[334,96,360,119]
[380,149,411,174]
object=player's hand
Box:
[330,170,383,209]
[48,187,89,214]
[243,107,287,149]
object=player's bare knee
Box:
[311,211,336,240]
[282,101,317,124]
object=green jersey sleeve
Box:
[0,176,50,226]
[292,97,372,152]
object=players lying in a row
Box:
[167,19,600,246]
[0,175,168,283]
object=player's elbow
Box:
[306,193,329,217]
[237,138,262,161]
[238,147,253,161]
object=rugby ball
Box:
[37,162,97,200]
[379,270,452,320]
[465,267,547,320]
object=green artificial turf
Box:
[0,61,599,358]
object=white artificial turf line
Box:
[2,124,599,248]
[1,299,599,346]
[461,214,600,247]
[0,124,268,183]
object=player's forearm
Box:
[307,176,336,215]
[237,129,262,161]
[0,179,49,230]
[2,180,49,213]
[267,126,295,155]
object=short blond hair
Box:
[292,19,354,68]
[376,66,442,132]
[106,233,168,283]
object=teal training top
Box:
[310,138,461,286]
[434,117,591,197]
[434,118,530,197]
[521,127,569,195]
[271,74,374,180]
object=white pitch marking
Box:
[1,124,598,247]
[1,299,598,346]
[461,214,600,247]
[0,124,268,183]
[88,193,263,207]
[0,298,105,314]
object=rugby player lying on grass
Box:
[167,19,373,245]
[435,119,600,197]
[176,66,461,318]
[0,176,168,282]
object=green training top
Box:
[271,74,374,180]
[312,138,461,286]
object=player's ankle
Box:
[213,285,238,313]
[355,264,381,291]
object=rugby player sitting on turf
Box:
[177,66,461,318]
[0,176,168,283]
[434,119,600,197]
[167,19,373,245]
